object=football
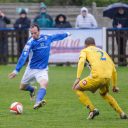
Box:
[9,102,23,114]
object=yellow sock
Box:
[102,93,123,114]
[75,90,95,111]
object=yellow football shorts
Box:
[79,76,110,94]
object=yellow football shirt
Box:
[77,46,117,86]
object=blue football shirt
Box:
[15,33,68,72]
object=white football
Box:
[9,102,23,114]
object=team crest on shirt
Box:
[44,36,48,40]
[82,80,87,86]
[40,42,45,47]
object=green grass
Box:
[0,65,128,128]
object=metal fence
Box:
[0,28,128,66]
[0,29,29,64]
[106,28,128,66]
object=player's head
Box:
[30,24,40,39]
[84,37,95,47]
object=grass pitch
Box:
[0,65,128,128]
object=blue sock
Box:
[36,88,46,103]
[25,85,34,93]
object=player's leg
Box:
[74,76,99,119]
[20,83,36,100]
[75,90,95,111]
[99,79,127,119]
[33,69,48,109]
[20,68,36,100]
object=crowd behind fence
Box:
[106,28,128,66]
[0,28,29,64]
[0,28,128,66]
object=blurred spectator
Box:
[14,9,31,29]
[14,9,31,55]
[75,7,97,28]
[0,10,11,64]
[113,8,128,28]
[33,2,53,28]
[0,10,11,28]
[113,8,128,66]
[54,14,72,28]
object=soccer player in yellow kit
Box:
[72,37,127,119]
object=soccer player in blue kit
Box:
[8,24,71,109]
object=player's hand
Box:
[66,32,72,36]
[112,86,119,93]
[72,78,80,90]
[8,71,17,79]
[0,10,5,17]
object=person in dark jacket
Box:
[113,8,128,66]
[54,14,72,28]
[113,8,128,28]
[14,9,31,56]
[14,9,31,29]
[0,10,11,64]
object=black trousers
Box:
[0,32,8,64]
[116,31,127,66]
[16,30,28,57]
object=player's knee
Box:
[19,86,24,90]
[19,85,26,90]
[74,85,78,90]
[74,84,84,91]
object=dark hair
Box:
[20,9,27,15]
[30,24,40,31]
[55,14,66,23]
[85,37,95,46]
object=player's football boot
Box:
[120,112,128,119]
[30,86,37,101]
[87,109,99,120]
[33,100,46,109]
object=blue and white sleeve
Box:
[49,32,70,42]
[14,42,32,73]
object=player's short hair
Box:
[85,37,95,46]
[30,24,40,31]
